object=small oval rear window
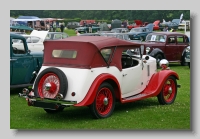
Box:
[52,50,77,58]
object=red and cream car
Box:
[19,36,180,119]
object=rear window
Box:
[101,49,112,62]
[52,50,77,58]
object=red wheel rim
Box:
[38,73,60,98]
[163,79,176,102]
[95,87,113,115]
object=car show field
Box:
[10,10,191,130]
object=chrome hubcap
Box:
[103,97,108,105]
[45,83,51,91]
[168,87,172,94]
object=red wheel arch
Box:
[142,70,179,97]
[74,73,121,107]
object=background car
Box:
[66,22,80,29]
[75,25,100,33]
[153,20,160,30]
[144,32,190,66]
[159,21,179,31]
[128,23,153,41]
[10,33,43,88]
[110,28,129,33]
[45,32,69,40]
[13,30,48,52]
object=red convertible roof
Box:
[43,36,141,70]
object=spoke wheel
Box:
[34,68,68,99]
[89,82,115,119]
[157,76,177,105]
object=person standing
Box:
[123,20,127,28]
[60,23,64,32]
[53,22,57,32]
[88,23,92,33]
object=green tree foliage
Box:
[10,10,190,23]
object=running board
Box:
[122,93,151,103]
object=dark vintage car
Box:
[66,22,80,29]
[19,36,180,119]
[10,33,43,88]
[144,32,190,66]
[79,33,101,36]
[128,23,154,41]
[75,25,100,33]
[159,21,179,31]
[45,32,69,40]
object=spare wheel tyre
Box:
[34,68,68,99]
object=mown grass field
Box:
[10,29,190,130]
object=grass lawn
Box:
[10,63,190,130]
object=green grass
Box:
[10,63,190,130]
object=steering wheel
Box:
[122,54,134,67]
[12,47,19,54]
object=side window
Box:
[12,38,26,54]
[177,36,184,43]
[54,34,62,39]
[100,48,112,62]
[167,36,176,44]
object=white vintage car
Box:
[12,30,48,52]
[19,36,181,119]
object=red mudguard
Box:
[74,73,120,107]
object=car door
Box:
[121,48,144,96]
[10,38,34,85]
[165,36,179,61]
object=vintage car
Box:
[10,33,43,88]
[128,23,153,41]
[159,21,179,31]
[144,32,190,66]
[19,36,180,119]
[153,20,160,30]
[75,25,100,33]
[13,30,48,52]
[45,32,69,40]
[79,33,101,36]
[110,28,129,33]
[66,22,80,29]
[185,46,190,68]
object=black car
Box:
[45,32,69,40]
[66,22,80,29]
[159,22,179,31]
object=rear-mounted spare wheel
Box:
[34,68,68,99]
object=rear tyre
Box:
[157,76,177,105]
[34,68,68,99]
[89,82,115,119]
[181,53,187,66]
